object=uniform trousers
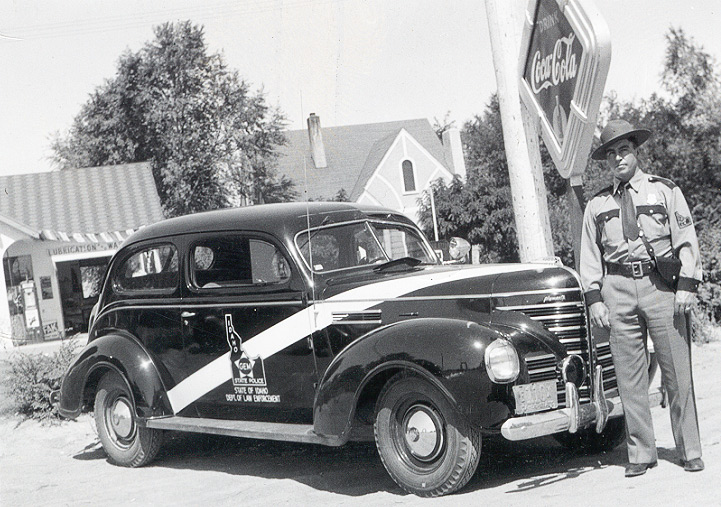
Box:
[601,271,702,464]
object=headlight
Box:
[484,339,520,383]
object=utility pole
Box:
[485,0,554,263]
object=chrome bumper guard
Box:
[501,365,663,441]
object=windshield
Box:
[295,220,438,273]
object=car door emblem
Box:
[225,314,266,386]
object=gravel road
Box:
[1,343,719,506]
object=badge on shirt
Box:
[647,194,657,205]
[675,211,693,228]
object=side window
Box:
[114,244,178,293]
[298,232,340,272]
[191,236,290,289]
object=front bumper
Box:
[501,365,663,441]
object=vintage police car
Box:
[59,202,644,497]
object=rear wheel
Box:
[553,416,626,453]
[374,373,481,497]
[94,371,162,467]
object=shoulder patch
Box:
[675,211,693,229]
[648,175,677,189]
[593,185,613,198]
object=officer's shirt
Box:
[580,169,702,305]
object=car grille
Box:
[499,301,617,405]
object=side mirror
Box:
[448,237,471,261]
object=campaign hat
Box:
[591,120,652,160]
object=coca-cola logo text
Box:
[530,33,577,94]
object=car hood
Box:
[318,262,576,302]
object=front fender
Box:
[58,332,173,420]
[313,318,513,441]
[490,309,567,358]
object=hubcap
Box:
[402,404,444,462]
[109,397,134,439]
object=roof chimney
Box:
[307,113,327,169]
[442,128,466,180]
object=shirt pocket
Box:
[637,204,669,239]
[595,209,623,245]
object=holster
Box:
[637,221,682,292]
[654,254,681,290]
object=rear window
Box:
[114,244,179,293]
[191,236,290,289]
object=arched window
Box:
[402,159,416,192]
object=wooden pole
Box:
[566,180,585,270]
[429,186,440,242]
[485,0,554,262]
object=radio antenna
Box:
[300,92,321,373]
[300,90,316,305]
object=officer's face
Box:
[604,139,638,182]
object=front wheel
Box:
[374,373,481,497]
[94,371,162,467]
[553,415,626,453]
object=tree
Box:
[590,28,721,323]
[51,21,294,217]
[309,188,349,202]
[421,28,720,325]
[431,112,456,141]
[419,95,574,265]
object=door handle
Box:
[181,311,196,318]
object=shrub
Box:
[1,340,79,422]
[692,312,721,344]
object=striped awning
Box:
[39,228,139,244]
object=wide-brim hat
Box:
[591,119,652,160]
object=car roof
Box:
[124,202,417,246]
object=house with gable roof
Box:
[275,115,466,225]
[0,162,164,346]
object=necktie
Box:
[620,183,639,241]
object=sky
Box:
[1,0,719,176]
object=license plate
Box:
[513,380,558,415]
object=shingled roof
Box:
[275,118,451,201]
[0,162,164,239]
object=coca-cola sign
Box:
[519,0,611,181]
[529,33,578,95]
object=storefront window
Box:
[4,255,33,288]
[4,255,34,317]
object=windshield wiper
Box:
[373,256,423,272]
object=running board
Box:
[145,416,342,446]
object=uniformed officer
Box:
[580,119,704,477]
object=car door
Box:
[178,232,318,424]
[97,241,186,384]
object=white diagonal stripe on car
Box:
[166,264,540,413]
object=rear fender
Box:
[313,318,513,441]
[58,332,173,420]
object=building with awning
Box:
[0,162,164,346]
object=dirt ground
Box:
[1,342,719,507]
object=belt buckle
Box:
[631,261,644,278]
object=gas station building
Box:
[0,163,164,347]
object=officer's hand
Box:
[589,302,610,330]
[675,290,695,316]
